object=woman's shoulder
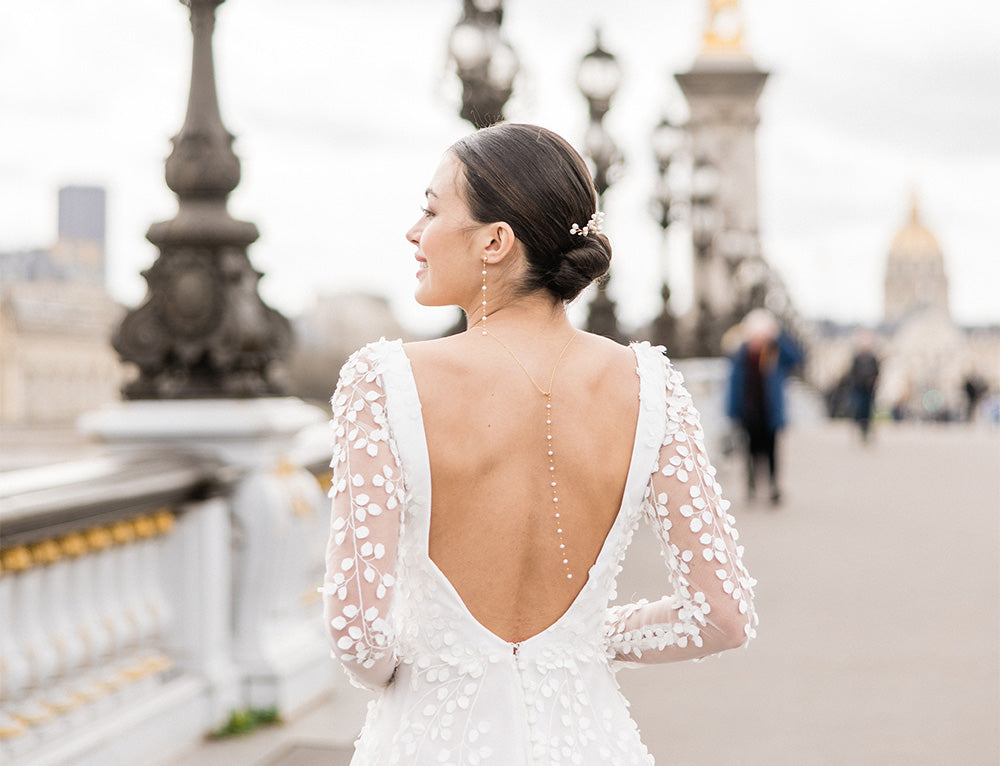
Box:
[400,329,673,381]
[579,330,637,358]
[574,334,673,380]
[402,334,479,372]
[334,338,408,391]
[402,334,462,358]
[339,337,403,368]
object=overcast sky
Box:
[2,0,998,336]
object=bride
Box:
[322,122,757,765]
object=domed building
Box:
[878,302,970,419]
[883,195,950,325]
[875,194,1000,420]
[808,193,1000,423]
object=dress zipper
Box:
[509,641,532,763]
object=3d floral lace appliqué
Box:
[321,344,406,689]
[604,350,757,663]
[321,340,757,764]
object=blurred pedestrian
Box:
[847,331,880,441]
[725,309,803,505]
[962,375,986,422]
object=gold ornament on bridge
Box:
[60,533,89,557]
[1,546,33,573]
[153,510,176,535]
[701,0,746,56]
[134,515,159,539]
[30,539,62,565]
[111,520,137,545]
[86,527,113,551]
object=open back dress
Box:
[322,339,757,765]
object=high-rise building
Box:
[51,185,107,285]
[58,185,106,243]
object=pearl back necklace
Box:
[481,325,578,580]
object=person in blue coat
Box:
[725,309,803,505]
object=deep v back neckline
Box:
[387,340,661,649]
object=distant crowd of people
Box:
[823,338,995,429]
[722,311,997,510]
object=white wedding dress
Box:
[322,339,757,765]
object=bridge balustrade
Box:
[0,443,334,766]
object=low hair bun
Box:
[547,236,612,302]
[450,123,615,303]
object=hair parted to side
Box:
[449,123,612,303]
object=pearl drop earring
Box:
[480,255,488,335]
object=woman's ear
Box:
[481,221,517,265]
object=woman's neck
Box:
[466,292,572,339]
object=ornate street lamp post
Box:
[113,0,291,399]
[442,0,518,336]
[648,117,685,353]
[717,227,761,331]
[732,250,769,317]
[449,0,519,129]
[577,30,624,343]
[577,30,623,201]
[688,154,722,357]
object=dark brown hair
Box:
[450,123,612,302]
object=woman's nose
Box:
[405,219,421,245]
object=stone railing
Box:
[1,397,337,766]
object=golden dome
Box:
[888,193,942,264]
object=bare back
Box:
[405,331,640,643]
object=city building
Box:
[0,186,124,425]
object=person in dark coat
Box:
[846,331,880,441]
[726,309,803,506]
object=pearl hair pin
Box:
[569,211,605,237]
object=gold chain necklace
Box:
[482,328,578,580]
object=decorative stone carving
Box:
[113,0,291,399]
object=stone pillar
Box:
[675,4,768,353]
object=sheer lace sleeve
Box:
[321,346,405,690]
[605,356,758,664]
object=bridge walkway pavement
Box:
[170,420,1000,766]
